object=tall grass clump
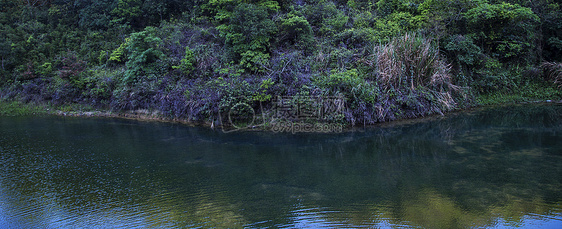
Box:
[376,33,462,110]
[541,62,562,87]
[376,33,452,90]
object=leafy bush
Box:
[37,62,53,77]
[444,35,483,68]
[57,52,87,80]
[472,58,514,93]
[333,28,377,49]
[312,68,381,123]
[303,1,339,34]
[109,37,130,63]
[314,68,362,94]
[77,68,116,104]
[331,11,378,48]
[239,50,270,72]
[219,3,276,72]
[319,9,349,37]
[376,0,423,17]
[123,26,165,83]
[278,13,314,48]
[111,0,142,26]
[172,46,196,76]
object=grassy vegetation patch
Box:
[477,83,562,105]
[0,100,49,116]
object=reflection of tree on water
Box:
[0,104,561,228]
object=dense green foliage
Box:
[1,0,561,125]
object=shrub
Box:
[239,50,270,73]
[78,68,116,104]
[123,26,165,83]
[57,52,87,80]
[303,1,339,34]
[172,46,196,76]
[319,9,349,37]
[219,3,276,72]
[109,38,131,63]
[313,68,380,119]
[37,62,53,77]
[278,13,314,48]
[472,58,513,93]
[314,68,362,94]
[444,35,483,69]
[252,78,274,102]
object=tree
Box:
[123,26,164,83]
[219,3,276,72]
[278,13,313,48]
[464,2,539,63]
[76,0,116,30]
[111,0,142,27]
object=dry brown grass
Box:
[541,61,562,87]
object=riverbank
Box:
[0,100,202,126]
[2,95,561,132]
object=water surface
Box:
[0,104,561,228]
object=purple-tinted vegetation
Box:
[0,24,471,127]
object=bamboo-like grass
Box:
[376,33,452,90]
[375,33,462,111]
[541,61,562,87]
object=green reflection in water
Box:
[0,104,561,228]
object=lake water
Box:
[0,104,561,228]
